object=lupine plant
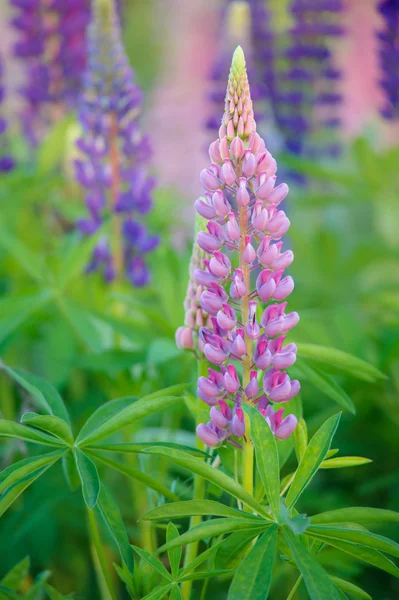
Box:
[1,8,399,600]
[378,0,399,121]
[0,56,14,173]
[75,0,158,286]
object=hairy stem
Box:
[239,202,254,506]
[181,359,208,600]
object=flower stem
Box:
[239,203,254,508]
[87,508,117,600]
[181,359,208,600]
[286,575,303,600]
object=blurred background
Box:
[0,0,398,598]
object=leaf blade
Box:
[74,449,100,509]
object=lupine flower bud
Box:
[75,0,157,285]
[194,47,299,447]
[378,0,399,120]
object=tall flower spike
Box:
[196,47,299,448]
[378,0,399,120]
[0,56,15,173]
[75,0,157,286]
[176,214,212,354]
[11,0,91,144]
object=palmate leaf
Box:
[75,397,139,444]
[142,500,257,522]
[296,344,385,382]
[0,226,44,281]
[282,528,342,600]
[286,413,341,510]
[0,291,52,344]
[144,447,270,518]
[56,227,106,291]
[96,485,134,575]
[21,413,74,446]
[311,507,399,526]
[87,452,180,502]
[56,298,105,353]
[227,524,278,600]
[73,449,100,509]
[77,386,187,446]
[140,586,172,600]
[243,405,280,518]
[157,518,270,555]
[181,538,228,576]
[216,530,265,571]
[2,366,70,424]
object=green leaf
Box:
[2,366,70,424]
[157,519,269,554]
[0,585,20,599]
[62,452,80,491]
[0,420,65,447]
[331,577,372,600]
[88,442,207,458]
[0,463,58,518]
[76,397,138,444]
[143,447,271,518]
[169,586,182,600]
[141,585,172,600]
[0,226,44,280]
[0,557,30,590]
[228,525,278,600]
[96,485,134,575]
[312,507,399,526]
[307,525,399,558]
[306,535,399,578]
[320,457,372,469]
[132,545,172,581]
[57,299,104,353]
[57,228,105,290]
[21,413,73,446]
[0,450,65,496]
[87,452,179,502]
[179,570,232,582]
[73,449,100,509]
[297,344,385,382]
[293,418,308,463]
[282,528,342,600]
[167,522,181,579]
[182,538,228,575]
[216,530,266,571]
[147,339,182,365]
[0,292,51,343]
[142,500,255,522]
[286,413,341,510]
[44,583,74,600]
[279,504,310,535]
[243,404,280,518]
[295,361,356,414]
[78,393,184,446]
[37,113,74,174]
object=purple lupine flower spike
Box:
[195,47,299,449]
[11,0,91,143]
[176,215,212,354]
[378,0,399,120]
[0,57,15,173]
[75,0,157,286]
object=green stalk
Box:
[87,509,117,600]
[286,575,303,600]
[181,359,208,600]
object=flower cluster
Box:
[75,0,158,286]
[195,47,299,448]
[378,0,399,121]
[176,215,211,354]
[0,57,14,173]
[249,0,343,159]
[11,0,91,143]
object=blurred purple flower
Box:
[75,0,157,286]
[0,57,14,173]
[378,0,399,120]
